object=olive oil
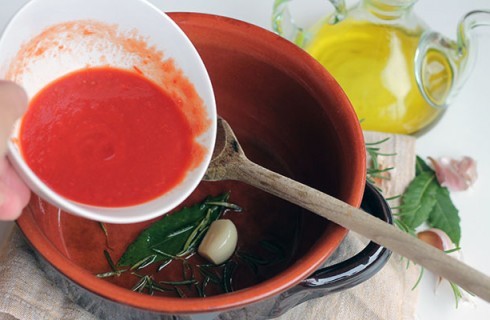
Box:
[305,19,452,134]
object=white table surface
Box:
[1,0,489,319]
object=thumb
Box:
[0,81,28,156]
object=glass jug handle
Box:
[415,10,490,108]
[272,0,347,47]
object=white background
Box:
[1,1,489,319]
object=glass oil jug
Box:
[273,0,490,134]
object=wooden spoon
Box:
[204,117,490,302]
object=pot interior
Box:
[18,13,365,313]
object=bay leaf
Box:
[401,156,462,246]
[415,155,433,175]
[400,171,438,228]
[428,186,461,246]
[117,193,229,267]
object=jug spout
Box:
[416,10,490,108]
[363,0,417,20]
[272,0,347,47]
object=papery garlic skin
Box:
[198,219,238,265]
[429,156,477,191]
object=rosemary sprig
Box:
[182,209,213,254]
[204,201,243,212]
[237,239,286,275]
[195,282,205,298]
[95,250,127,278]
[131,273,172,294]
[182,259,194,283]
[96,271,125,278]
[366,137,395,187]
[239,252,270,266]
[130,254,158,271]
[197,265,222,284]
[149,281,171,294]
[99,222,109,238]
[201,276,211,297]
[393,219,416,236]
[157,259,172,272]
[152,248,178,260]
[132,275,149,293]
[160,279,199,286]
[260,240,286,262]
[104,249,117,271]
[411,267,425,291]
[99,222,113,249]
[223,260,237,293]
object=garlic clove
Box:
[417,228,457,255]
[198,219,238,265]
[417,229,447,251]
[417,228,458,287]
[429,156,477,192]
[417,228,475,306]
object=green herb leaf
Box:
[117,193,230,267]
[415,155,434,175]
[399,172,438,228]
[428,186,461,245]
[400,156,461,245]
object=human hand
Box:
[0,81,30,220]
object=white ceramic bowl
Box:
[0,0,216,223]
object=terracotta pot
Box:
[17,13,392,319]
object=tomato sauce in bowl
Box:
[1,1,216,223]
[20,67,198,207]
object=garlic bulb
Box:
[198,219,238,265]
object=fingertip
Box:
[0,80,28,116]
[0,198,23,221]
[0,185,26,221]
[0,159,31,221]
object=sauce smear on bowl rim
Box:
[20,67,200,207]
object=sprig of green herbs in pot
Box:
[96,193,291,297]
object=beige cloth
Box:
[0,131,419,320]
[0,228,97,320]
[0,226,420,320]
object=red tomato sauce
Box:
[20,67,196,207]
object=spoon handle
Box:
[227,158,490,302]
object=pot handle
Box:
[300,182,392,292]
[214,183,393,320]
[255,183,393,319]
